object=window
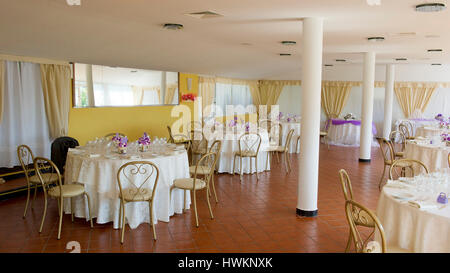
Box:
[214,82,254,116]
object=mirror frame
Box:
[71,63,181,108]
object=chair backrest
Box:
[167,126,174,143]
[191,152,217,187]
[105,133,126,139]
[283,129,295,153]
[258,119,271,131]
[268,123,282,146]
[399,121,413,138]
[377,138,395,163]
[17,145,35,181]
[339,169,354,201]
[448,153,450,168]
[389,158,429,180]
[389,130,406,153]
[117,161,160,202]
[345,200,387,253]
[191,130,208,153]
[208,140,222,169]
[33,157,63,197]
[238,133,262,156]
[51,136,79,174]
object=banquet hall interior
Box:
[0,0,450,254]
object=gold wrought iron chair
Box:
[448,153,450,168]
[189,140,222,203]
[117,161,160,243]
[265,122,283,168]
[34,157,93,239]
[339,169,376,252]
[172,152,216,227]
[399,121,415,140]
[233,133,262,181]
[389,159,429,180]
[18,145,59,219]
[104,132,126,139]
[190,130,209,165]
[320,131,330,150]
[389,130,407,159]
[376,137,397,189]
[267,129,295,173]
[345,200,408,253]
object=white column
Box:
[359,52,376,161]
[382,64,395,139]
[86,64,95,107]
[297,17,323,217]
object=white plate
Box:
[391,192,415,200]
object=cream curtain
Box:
[394,82,437,118]
[132,86,144,105]
[259,80,289,112]
[321,81,354,119]
[40,64,71,139]
[199,77,216,116]
[164,84,178,104]
[0,61,4,124]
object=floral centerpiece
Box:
[118,136,128,154]
[277,112,283,121]
[112,133,121,147]
[228,116,238,127]
[344,113,356,120]
[181,93,196,102]
[442,133,450,146]
[435,113,444,121]
[138,132,151,152]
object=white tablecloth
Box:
[404,140,450,173]
[377,175,450,252]
[327,122,377,147]
[416,126,449,138]
[64,147,191,229]
[214,131,270,174]
[394,119,439,137]
[280,122,301,153]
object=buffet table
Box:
[376,173,450,252]
[325,119,377,146]
[64,145,191,229]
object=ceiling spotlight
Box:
[415,3,446,12]
[281,41,297,46]
[395,58,408,61]
[367,36,385,42]
[163,23,184,30]
[427,49,443,52]
[335,59,346,62]
[431,63,442,65]
[66,0,81,5]
[279,53,292,56]
[366,0,381,6]
[324,64,334,67]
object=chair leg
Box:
[284,152,289,173]
[31,184,38,209]
[287,153,292,173]
[239,156,243,182]
[193,190,199,227]
[57,197,64,240]
[345,230,352,252]
[70,197,74,223]
[255,156,259,180]
[379,165,387,190]
[266,152,269,171]
[118,199,122,230]
[149,201,157,240]
[232,155,236,176]
[23,184,31,218]
[85,193,93,228]
[39,193,48,233]
[211,174,218,203]
[296,138,300,154]
[120,201,126,244]
[183,189,187,212]
[205,188,214,220]
[276,152,280,163]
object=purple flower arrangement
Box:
[245,122,250,132]
[118,137,128,148]
[277,112,283,121]
[138,132,151,146]
[435,113,444,121]
[229,117,238,127]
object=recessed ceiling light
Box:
[431,63,442,65]
[335,59,346,62]
[415,3,446,12]
[427,49,443,52]
[281,41,297,46]
[66,0,81,6]
[279,53,292,56]
[163,23,184,30]
[184,11,223,19]
[324,64,334,67]
[367,36,385,42]
[130,70,138,73]
[395,58,408,61]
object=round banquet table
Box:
[280,122,301,153]
[376,174,450,253]
[404,140,450,173]
[325,119,377,147]
[213,130,270,174]
[64,146,191,229]
[394,118,439,137]
[416,126,449,138]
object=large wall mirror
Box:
[72,63,179,108]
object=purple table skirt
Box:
[325,119,377,135]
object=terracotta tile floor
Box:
[0,144,383,253]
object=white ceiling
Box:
[0,0,449,79]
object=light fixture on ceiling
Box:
[279,53,292,56]
[335,59,346,62]
[163,23,184,30]
[431,63,442,65]
[395,58,408,61]
[184,11,223,19]
[367,36,385,42]
[324,64,334,67]
[281,41,297,46]
[130,70,138,73]
[427,49,443,52]
[66,0,81,6]
[415,3,446,12]
[366,0,381,6]
[240,42,252,46]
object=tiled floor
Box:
[0,144,383,253]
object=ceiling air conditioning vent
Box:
[185,11,223,19]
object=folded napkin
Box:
[88,154,101,158]
[408,200,438,210]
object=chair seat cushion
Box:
[173,178,206,190]
[320,131,328,136]
[29,173,59,184]
[48,184,85,198]
[235,150,257,157]
[120,188,153,202]
[189,165,212,175]
[265,145,280,152]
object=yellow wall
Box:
[68,73,198,145]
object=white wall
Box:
[276,64,450,136]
